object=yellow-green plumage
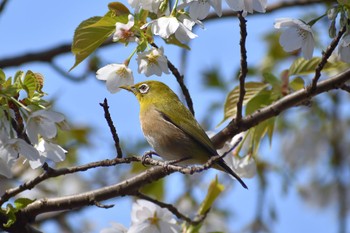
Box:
[121,81,247,189]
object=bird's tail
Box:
[216,159,248,189]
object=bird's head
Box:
[120,81,178,106]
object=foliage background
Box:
[1,0,350,232]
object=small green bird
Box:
[120,81,247,189]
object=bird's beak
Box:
[120,85,136,94]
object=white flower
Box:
[225,155,256,178]
[96,64,134,93]
[142,16,198,44]
[0,138,40,169]
[26,110,65,145]
[337,34,350,63]
[30,139,67,169]
[225,0,267,15]
[100,222,128,233]
[141,0,164,13]
[128,0,165,13]
[180,0,222,20]
[274,18,315,60]
[129,200,180,233]
[0,155,14,178]
[114,15,137,43]
[0,133,16,178]
[137,47,169,77]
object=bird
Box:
[120,81,247,189]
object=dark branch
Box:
[205,0,332,21]
[340,84,350,93]
[0,0,8,16]
[0,67,349,231]
[235,12,248,123]
[99,98,123,158]
[134,192,206,224]
[211,67,350,148]
[309,24,347,92]
[0,157,138,205]
[0,0,331,69]
[150,42,195,116]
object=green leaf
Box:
[250,117,276,155]
[221,82,268,124]
[108,2,130,15]
[0,69,5,84]
[14,198,35,209]
[197,176,224,215]
[263,72,280,87]
[245,90,273,116]
[4,204,16,228]
[185,177,224,233]
[23,71,38,98]
[70,12,118,71]
[289,77,305,91]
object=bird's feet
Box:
[141,151,158,166]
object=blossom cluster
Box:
[96,0,268,92]
[96,1,350,93]
[274,7,350,62]
[100,200,180,233]
[0,70,67,178]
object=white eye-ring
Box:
[139,83,149,94]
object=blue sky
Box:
[1,0,349,232]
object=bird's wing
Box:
[155,101,249,189]
[155,100,218,157]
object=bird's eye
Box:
[139,84,149,94]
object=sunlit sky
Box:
[1,1,349,232]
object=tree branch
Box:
[211,67,350,148]
[150,42,195,116]
[99,98,123,158]
[134,192,206,225]
[309,24,347,92]
[0,67,349,231]
[0,0,329,69]
[0,0,8,16]
[235,12,248,123]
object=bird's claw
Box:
[141,151,157,166]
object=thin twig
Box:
[0,0,8,15]
[150,42,195,116]
[134,191,206,225]
[99,98,123,158]
[235,12,248,123]
[309,24,347,92]
[0,157,138,205]
[0,0,331,69]
[211,67,350,148]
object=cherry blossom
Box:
[128,0,165,13]
[137,47,169,77]
[128,200,180,233]
[180,0,222,20]
[274,18,315,60]
[96,64,134,93]
[26,109,65,145]
[337,34,350,63]
[114,15,137,43]
[225,154,256,178]
[100,223,128,233]
[142,16,198,43]
[0,138,40,173]
[225,0,267,15]
[30,139,67,169]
